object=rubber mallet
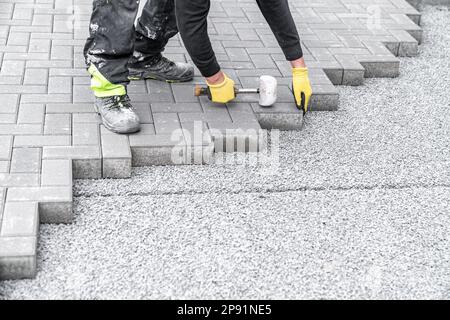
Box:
[194,75,277,107]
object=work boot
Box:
[94,95,141,134]
[128,53,194,82]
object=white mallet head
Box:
[258,75,277,107]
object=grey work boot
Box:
[94,95,141,134]
[128,53,194,83]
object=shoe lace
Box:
[153,55,175,71]
[105,95,132,110]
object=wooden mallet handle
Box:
[194,85,209,97]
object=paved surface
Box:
[0,4,448,298]
[0,0,441,279]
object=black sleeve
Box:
[175,0,303,78]
[174,0,221,77]
[256,0,303,61]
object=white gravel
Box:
[0,6,449,299]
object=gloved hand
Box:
[292,67,312,113]
[206,73,236,104]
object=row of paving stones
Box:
[0,0,433,279]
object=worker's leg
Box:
[84,0,140,96]
[128,0,194,82]
[134,0,178,56]
[84,0,141,134]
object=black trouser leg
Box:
[84,0,140,86]
[134,0,178,58]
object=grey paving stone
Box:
[42,146,101,179]
[46,103,95,113]
[208,121,264,153]
[72,113,100,123]
[7,187,73,223]
[226,106,259,125]
[0,60,25,76]
[0,124,42,135]
[0,135,13,160]
[48,76,72,94]
[44,113,71,135]
[390,29,420,57]
[0,94,20,113]
[180,121,214,164]
[178,111,232,123]
[129,133,184,148]
[133,103,153,124]
[23,68,48,85]
[130,134,187,166]
[51,46,73,61]
[171,84,200,103]
[0,173,40,188]
[1,202,39,237]
[334,55,366,86]
[146,81,175,102]
[251,103,304,130]
[249,54,277,69]
[0,187,4,214]
[73,85,95,103]
[10,148,41,173]
[0,113,16,124]
[226,47,250,62]
[14,135,71,147]
[0,236,37,280]
[0,161,9,173]
[17,104,45,124]
[359,55,401,78]
[153,112,182,135]
[32,15,52,27]
[101,134,132,179]
[255,113,304,130]
[20,93,71,104]
[41,159,72,187]
[151,102,203,113]
[309,92,340,111]
[72,122,99,146]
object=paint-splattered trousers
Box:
[84,0,177,86]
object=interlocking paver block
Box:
[44,113,72,135]
[14,135,71,147]
[0,162,9,173]
[0,236,37,280]
[10,148,41,173]
[41,159,72,187]
[130,133,187,166]
[181,121,215,164]
[133,103,154,124]
[0,136,13,160]
[42,146,102,179]
[24,68,48,85]
[0,94,20,113]
[1,202,39,237]
[0,0,432,279]
[251,103,304,130]
[101,133,132,179]
[72,122,100,146]
[208,121,264,153]
[7,187,73,223]
[17,104,45,124]
[153,112,182,134]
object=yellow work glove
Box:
[292,67,313,113]
[206,73,236,104]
